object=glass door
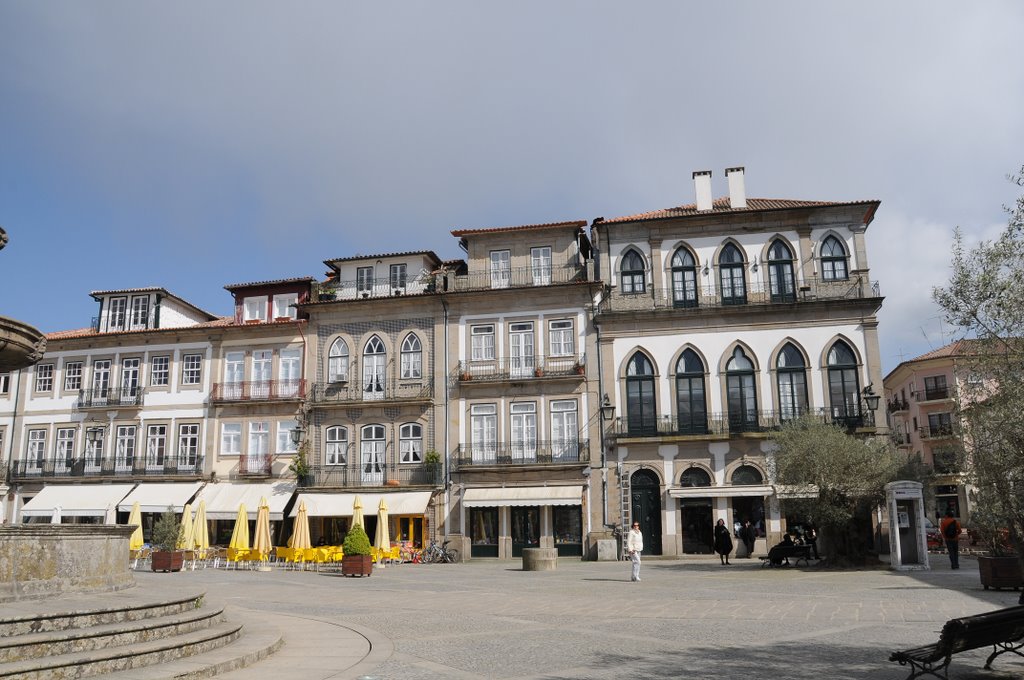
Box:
[92,360,111,405]
[490,250,510,289]
[121,358,140,403]
[251,350,272,399]
[362,337,386,401]
[511,506,540,557]
[360,424,385,485]
[224,351,244,400]
[509,322,535,378]
[510,402,537,462]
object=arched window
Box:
[362,336,386,400]
[400,334,422,379]
[400,423,422,463]
[726,347,758,432]
[680,467,712,487]
[360,424,385,483]
[767,240,796,302]
[776,343,808,421]
[620,250,646,294]
[328,338,349,383]
[670,247,698,308]
[626,353,656,435]
[821,236,848,281]
[675,349,707,434]
[325,426,348,466]
[719,243,747,305]
[731,465,763,485]
[827,340,861,426]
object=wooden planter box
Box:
[978,555,1023,590]
[151,551,184,573]
[341,554,374,577]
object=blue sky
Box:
[1,2,1022,372]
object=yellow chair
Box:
[387,545,401,564]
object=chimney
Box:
[725,166,747,209]
[693,170,713,211]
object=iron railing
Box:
[610,408,876,438]
[10,455,205,480]
[313,275,435,302]
[887,398,910,413]
[915,387,952,401]
[449,263,587,292]
[452,440,589,468]
[456,356,585,382]
[300,462,441,488]
[890,431,912,446]
[210,379,306,403]
[238,453,274,476]
[77,387,143,409]
[918,426,955,440]
[310,378,434,405]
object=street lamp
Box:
[861,384,881,412]
[85,426,104,445]
[290,423,306,447]
[600,394,616,423]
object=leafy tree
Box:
[771,415,899,564]
[933,166,1024,570]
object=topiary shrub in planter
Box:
[151,507,184,573]
[341,523,373,577]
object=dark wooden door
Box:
[631,469,662,555]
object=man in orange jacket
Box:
[939,509,961,569]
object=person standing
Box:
[739,520,756,558]
[714,518,733,565]
[940,509,961,569]
[626,521,644,582]
[805,525,819,560]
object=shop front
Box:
[19,483,137,524]
[462,485,583,559]
[290,491,433,548]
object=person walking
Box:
[626,521,644,582]
[714,518,733,565]
[940,509,961,569]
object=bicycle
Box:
[421,539,459,564]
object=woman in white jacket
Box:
[626,522,644,582]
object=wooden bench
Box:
[889,604,1024,679]
[758,544,812,567]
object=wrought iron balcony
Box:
[449,262,587,292]
[918,426,955,440]
[313,275,434,302]
[299,462,441,488]
[610,408,876,439]
[10,455,205,480]
[77,387,143,409]
[456,356,586,383]
[887,398,910,413]
[452,440,590,469]
[310,377,434,405]
[598,274,881,314]
[238,453,273,477]
[210,379,306,403]
[915,387,952,402]
[890,431,912,447]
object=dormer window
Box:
[130,295,150,329]
[390,264,407,291]
[357,267,374,294]
[109,297,128,330]
[273,293,298,320]
[243,296,267,322]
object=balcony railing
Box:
[890,431,912,447]
[238,453,273,476]
[10,455,205,480]
[887,398,910,413]
[449,263,587,292]
[77,387,143,409]
[919,426,955,440]
[210,379,307,403]
[598,274,880,314]
[300,463,441,488]
[313,275,434,302]
[452,440,590,469]
[915,387,951,401]
[457,356,585,382]
[610,408,876,438]
[310,378,434,405]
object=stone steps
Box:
[0,593,205,637]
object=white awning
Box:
[462,485,583,508]
[668,484,775,499]
[195,481,296,521]
[774,484,819,500]
[117,482,204,513]
[289,491,433,518]
[21,484,137,518]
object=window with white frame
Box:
[531,246,552,285]
[243,296,267,321]
[56,428,76,467]
[400,423,422,463]
[820,236,849,281]
[27,429,46,468]
[182,354,202,385]
[35,364,54,392]
[510,402,537,460]
[251,350,272,397]
[146,425,167,468]
[279,349,301,396]
[0,373,9,394]
[550,400,579,460]
[470,404,497,462]
[471,325,495,361]
[178,424,199,467]
[401,334,422,379]
[328,338,349,382]
[130,295,150,328]
[390,263,407,290]
[249,422,269,457]
[221,423,241,455]
[273,293,298,319]
[357,266,374,293]
[325,426,348,465]
[360,424,385,482]
[490,250,511,289]
[121,358,141,394]
[84,427,104,468]
[548,320,574,357]
[109,297,128,330]
[151,356,170,386]
[277,419,298,454]
[92,360,111,394]
[115,426,136,469]
[64,362,83,391]
[223,351,244,399]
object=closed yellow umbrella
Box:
[177,503,194,550]
[375,497,391,565]
[252,496,272,559]
[193,500,209,558]
[352,494,364,529]
[127,501,144,551]
[229,503,249,550]
[290,499,312,551]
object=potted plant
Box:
[534,367,544,378]
[973,505,1022,590]
[288,442,312,486]
[573,361,586,375]
[341,523,374,577]
[459,370,473,381]
[424,449,442,485]
[151,507,184,573]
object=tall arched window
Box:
[400,334,422,379]
[362,336,386,401]
[626,353,656,435]
[680,467,712,487]
[776,343,808,421]
[360,424,385,483]
[827,340,861,426]
[821,236,849,280]
[620,250,646,294]
[731,465,763,485]
[399,423,422,463]
[767,240,796,302]
[675,349,707,434]
[670,247,698,308]
[719,244,747,305]
[325,426,348,466]
[726,347,758,432]
[328,338,349,383]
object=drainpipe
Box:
[440,295,451,542]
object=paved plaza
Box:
[134,554,1024,680]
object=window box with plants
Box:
[341,523,373,577]
[151,507,184,573]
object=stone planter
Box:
[341,554,374,577]
[151,551,184,573]
[978,555,1023,590]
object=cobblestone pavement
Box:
[139,554,1024,679]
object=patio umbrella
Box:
[50,505,62,525]
[193,499,209,558]
[177,503,194,550]
[290,499,312,551]
[352,494,364,530]
[127,501,144,551]
[375,497,391,563]
[229,503,250,551]
[252,496,272,559]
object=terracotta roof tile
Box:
[451,220,587,237]
[45,317,235,341]
[601,197,880,224]
[323,250,442,266]
[907,339,987,362]
[223,276,315,291]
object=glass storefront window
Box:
[553,506,582,556]
[471,507,499,557]
[732,497,765,537]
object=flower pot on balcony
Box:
[534,368,544,378]
[341,554,374,577]
[151,550,184,573]
[978,555,1023,590]
[460,372,472,381]
[385,479,401,487]
[574,365,585,375]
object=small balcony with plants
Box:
[76,387,143,410]
[456,356,586,383]
[299,461,442,489]
[10,455,205,481]
[451,440,590,470]
[310,376,434,406]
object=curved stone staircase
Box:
[0,591,282,679]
